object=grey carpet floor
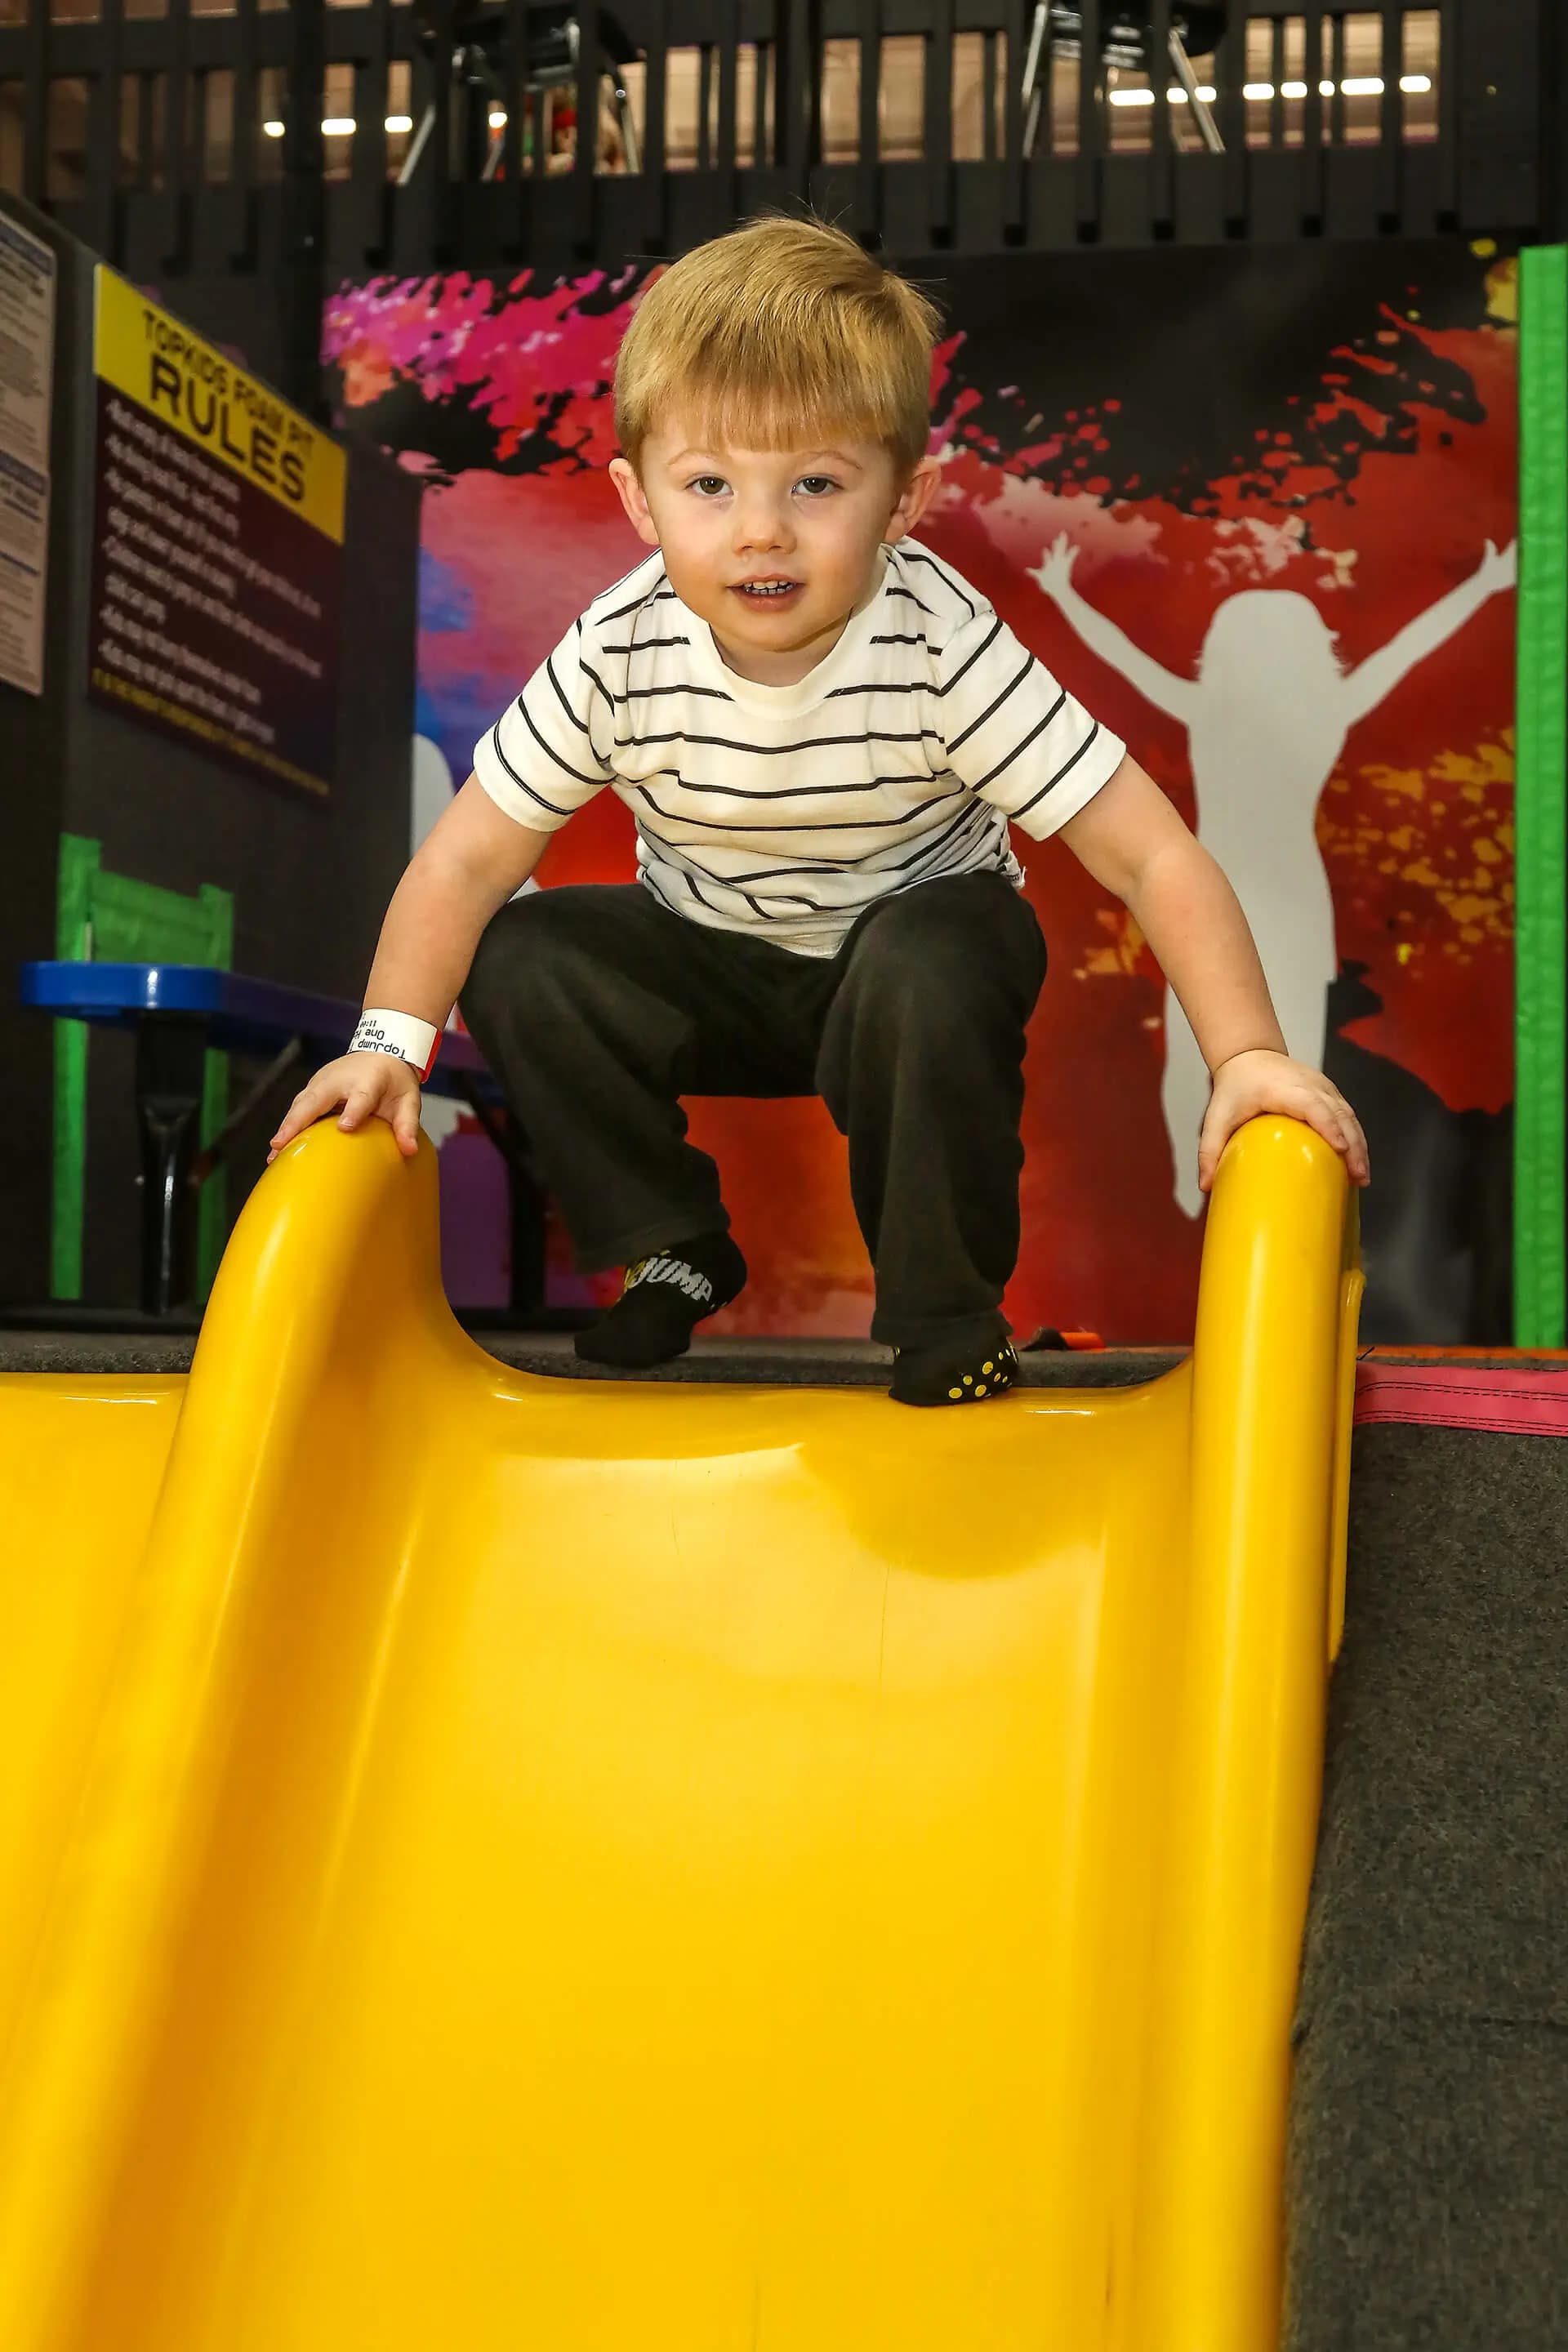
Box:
[1286,1419,1568,2350]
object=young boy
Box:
[270,214,1368,1405]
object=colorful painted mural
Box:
[326,237,1517,1343]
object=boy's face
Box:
[608,419,942,685]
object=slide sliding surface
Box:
[0,1116,1358,2352]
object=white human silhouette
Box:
[1033,534,1517,1214]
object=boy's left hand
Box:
[1199,1049,1370,1196]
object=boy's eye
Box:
[689,474,728,497]
[796,475,838,496]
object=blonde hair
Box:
[614,212,942,481]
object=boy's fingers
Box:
[337,1085,378,1131]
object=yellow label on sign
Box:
[94,265,346,544]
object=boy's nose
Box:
[732,500,793,554]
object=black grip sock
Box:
[575,1232,748,1370]
[889,1335,1019,1408]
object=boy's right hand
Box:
[267,1053,423,1165]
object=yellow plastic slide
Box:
[0,1115,1359,2352]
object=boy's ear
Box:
[884,453,944,541]
[609,456,661,547]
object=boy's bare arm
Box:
[269,777,550,1161]
[1058,755,1369,1193]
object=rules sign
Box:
[88,266,346,797]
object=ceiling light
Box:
[1164,84,1218,102]
[1319,78,1335,96]
[1108,87,1156,106]
[1243,82,1275,100]
[322,116,356,135]
[262,118,284,137]
[385,113,413,133]
[1399,74,1432,94]
[1340,76,1384,96]
[488,108,508,128]
[1281,80,1307,98]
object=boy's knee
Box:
[851,882,1035,1011]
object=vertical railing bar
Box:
[715,7,738,211]
[88,0,125,255]
[1434,0,1457,216]
[780,0,813,205]
[163,0,191,264]
[350,0,388,262]
[641,0,668,248]
[1302,0,1324,217]
[281,0,326,412]
[499,0,528,222]
[572,0,599,252]
[1000,0,1022,231]
[1149,0,1172,218]
[925,0,952,240]
[22,0,47,205]
[1270,11,1285,149]
[855,0,880,238]
[1329,7,1345,145]
[229,0,258,263]
[1218,1,1246,220]
[1076,0,1100,231]
[1378,0,1401,218]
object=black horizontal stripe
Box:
[615,680,735,703]
[1008,721,1104,817]
[626,724,941,757]
[823,679,930,700]
[868,632,927,648]
[633,786,960,836]
[947,649,1037,755]
[488,722,572,818]
[936,612,1003,697]
[601,635,691,653]
[513,697,608,791]
[597,581,678,623]
[623,764,951,804]
[886,584,938,618]
[900,545,977,618]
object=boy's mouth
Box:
[730,577,802,609]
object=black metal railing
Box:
[1,2,1557,341]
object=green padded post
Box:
[51,835,100,1301]
[1514,245,1568,1348]
[51,837,236,1305]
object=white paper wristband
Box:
[350,1009,439,1081]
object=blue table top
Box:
[19,962,490,1096]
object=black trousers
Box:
[459,871,1047,1352]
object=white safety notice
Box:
[0,211,56,696]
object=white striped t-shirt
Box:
[472,536,1126,958]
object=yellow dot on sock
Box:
[948,1386,963,1400]
[983,1361,995,1375]
[962,1374,973,1386]
[975,1383,987,1396]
